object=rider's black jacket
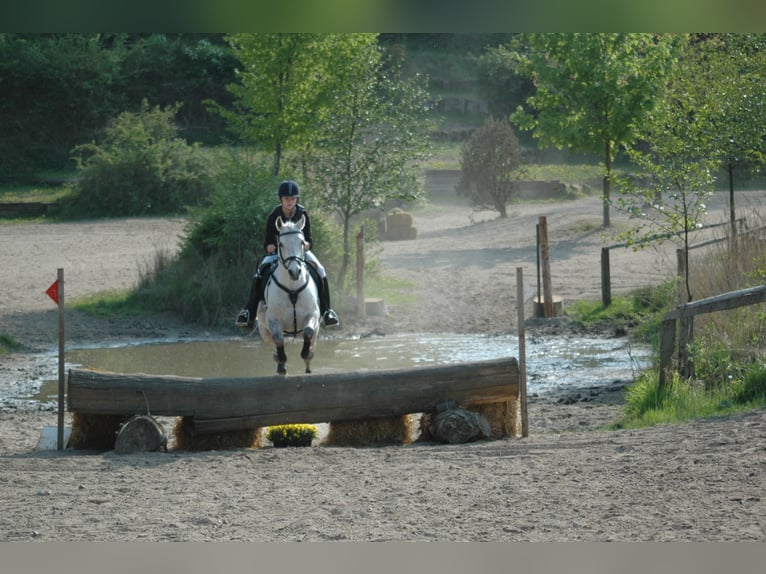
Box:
[263,204,313,252]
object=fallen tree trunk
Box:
[68,357,519,435]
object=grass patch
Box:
[70,289,145,318]
[364,275,419,306]
[0,333,23,354]
[612,363,766,430]
[567,281,676,343]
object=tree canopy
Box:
[506,33,679,227]
[457,116,524,218]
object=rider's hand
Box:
[266,244,276,254]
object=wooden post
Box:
[356,227,365,319]
[516,267,528,437]
[676,248,694,377]
[600,247,612,307]
[56,268,65,451]
[658,317,676,388]
[538,216,554,317]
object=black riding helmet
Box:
[278,180,300,198]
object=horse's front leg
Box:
[300,326,316,374]
[269,318,288,375]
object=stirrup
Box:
[235,309,251,328]
[322,309,340,327]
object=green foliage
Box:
[0,333,22,354]
[617,363,766,430]
[71,289,142,318]
[0,33,236,178]
[457,116,525,218]
[64,101,214,217]
[306,36,432,287]
[221,33,352,176]
[567,280,676,343]
[508,33,679,227]
[734,362,766,404]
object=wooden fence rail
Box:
[658,284,766,386]
[600,219,741,307]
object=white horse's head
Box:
[276,215,307,281]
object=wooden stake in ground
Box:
[538,216,554,318]
[45,268,66,450]
[516,267,528,437]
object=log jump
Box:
[67,357,520,437]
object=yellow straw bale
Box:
[326,414,414,446]
[172,416,262,451]
[68,413,128,451]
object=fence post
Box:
[356,227,365,319]
[600,247,611,307]
[658,317,676,387]
[538,216,554,317]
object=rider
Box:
[235,180,340,329]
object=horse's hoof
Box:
[305,368,312,374]
[277,365,287,375]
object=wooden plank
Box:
[658,318,677,387]
[68,357,520,433]
[664,284,766,320]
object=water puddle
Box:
[23,333,651,406]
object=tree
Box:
[0,33,125,176]
[67,101,213,217]
[456,116,525,218]
[684,34,766,238]
[507,33,678,227]
[615,48,717,305]
[218,34,340,177]
[307,36,431,288]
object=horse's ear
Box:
[296,215,306,230]
[276,216,284,232]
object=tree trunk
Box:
[67,357,520,436]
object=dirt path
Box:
[1,188,766,542]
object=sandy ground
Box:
[1,186,766,541]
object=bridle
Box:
[271,227,310,334]
[276,228,307,273]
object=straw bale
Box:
[326,414,414,446]
[68,413,128,451]
[465,400,518,439]
[172,417,262,451]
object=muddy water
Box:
[25,333,651,405]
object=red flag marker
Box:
[45,279,59,305]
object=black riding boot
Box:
[235,268,266,327]
[319,277,340,327]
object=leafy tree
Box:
[615,48,717,305]
[477,42,534,120]
[117,34,237,144]
[217,34,341,177]
[508,33,678,227]
[306,36,432,288]
[0,33,125,176]
[67,101,213,217]
[457,116,525,218]
[684,34,766,237]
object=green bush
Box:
[64,101,214,217]
[131,151,344,325]
[734,362,766,404]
